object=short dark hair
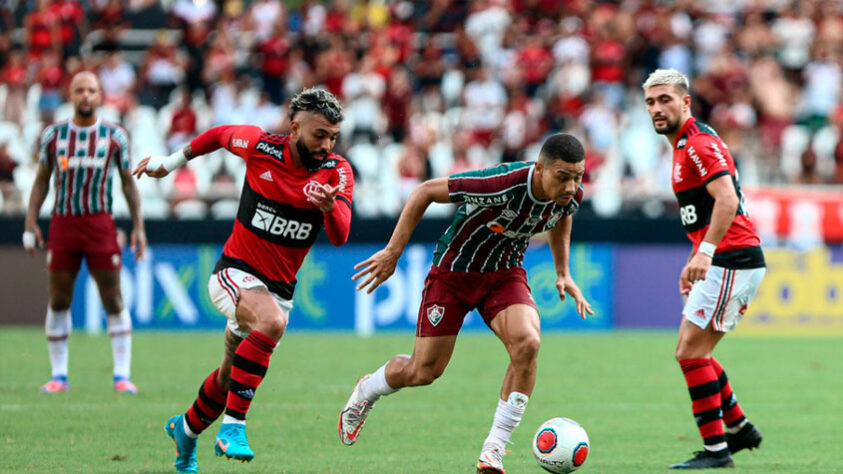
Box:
[539,133,585,163]
[289,87,344,124]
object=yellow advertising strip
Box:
[738,247,843,336]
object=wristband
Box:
[22,231,35,249]
[148,149,188,172]
[697,241,716,258]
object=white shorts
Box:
[208,267,293,338]
[682,265,766,332]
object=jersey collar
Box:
[527,163,552,205]
[673,116,696,149]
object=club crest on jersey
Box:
[677,137,687,149]
[232,138,249,149]
[426,304,445,326]
[303,180,322,198]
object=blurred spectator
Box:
[772,4,815,74]
[139,30,186,109]
[0,143,21,215]
[801,46,841,131]
[171,165,198,205]
[397,142,431,203]
[2,51,27,127]
[202,32,236,87]
[255,20,291,105]
[316,36,353,98]
[794,147,824,184]
[167,90,197,153]
[99,52,136,115]
[210,70,238,125]
[590,21,627,110]
[463,67,507,146]
[249,0,284,42]
[50,0,88,59]
[24,0,60,61]
[350,0,390,31]
[342,56,386,143]
[516,35,554,97]
[383,67,413,143]
[37,49,65,123]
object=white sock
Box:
[727,419,748,434]
[107,309,132,379]
[222,414,246,425]
[483,392,528,447]
[359,357,403,401]
[45,308,71,378]
[183,418,199,438]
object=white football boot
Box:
[476,442,506,473]
[338,374,376,445]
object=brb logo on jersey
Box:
[251,203,313,240]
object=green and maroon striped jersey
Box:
[38,119,131,216]
[432,162,584,273]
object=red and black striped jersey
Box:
[38,119,131,216]
[672,117,764,269]
[191,125,354,299]
[433,161,583,273]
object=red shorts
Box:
[46,213,121,272]
[416,265,537,337]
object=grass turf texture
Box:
[1,328,840,473]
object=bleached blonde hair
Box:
[642,69,690,93]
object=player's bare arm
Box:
[23,162,53,256]
[119,168,147,260]
[132,144,196,179]
[353,177,450,294]
[547,214,593,319]
[679,174,739,289]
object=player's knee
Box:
[49,295,72,311]
[253,313,286,341]
[510,334,541,364]
[217,370,231,391]
[102,295,124,315]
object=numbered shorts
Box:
[208,267,293,338]
[46,213,121,272]
[682,265,766,332]
[416,265,537,337]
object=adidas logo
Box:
[260,171,273,182]
[237,388,255,400]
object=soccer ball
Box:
[532,417,590,473]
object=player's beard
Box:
[653,115,680,135]
[296,139,327,172]
[76,103,95,118]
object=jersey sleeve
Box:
[447,164,520,206]
[189,125,263,160]
[112,125,131,170]
[686,135,731,184]
[37,125,56,167]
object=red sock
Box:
[225,330,275,421]
[711,357,746,429]
[185,368,227,434]
[679,358,726,449]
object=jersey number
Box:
[680,205,697,226]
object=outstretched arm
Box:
[352,177,450,293]
[133,125,252,179]
[548,215,593,318]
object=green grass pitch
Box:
[1,328,841,473]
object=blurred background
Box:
[0,0,841,335]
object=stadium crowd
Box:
[1,0,842,219]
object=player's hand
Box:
[131,227,147,261]
[307,183,339,212]
[556,274,594,319]
[132,156,169,179]
[679,252,711,294]
[22,221,44,257]
[352,247,401,294]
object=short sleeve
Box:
[112,126,131,170]
[686,135,731,184]
[38,125,56,166]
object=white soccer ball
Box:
[532,417,590,473]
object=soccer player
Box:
[24,71,146,395]
[642,69,766,469]
[338,133,593,474]
[132,88,353,473]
